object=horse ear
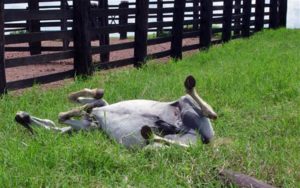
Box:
[184,75,196,90]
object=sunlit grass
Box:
[0,28,299,187]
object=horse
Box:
[15,75,217,149]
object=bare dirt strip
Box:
[5,37,199,91]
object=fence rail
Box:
[0,0,288,94]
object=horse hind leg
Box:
[15,111,72,134]
[184,75,218,120]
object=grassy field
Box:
[0,29,299,187]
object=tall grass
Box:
[0,29,299,187]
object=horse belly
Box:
[95,100,173,117]
[91,100,181,148]
[92,110,155,148]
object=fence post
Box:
[193,0,200,30]
[222,0,233,42]
[270,0,279,29]
[119,1,129,39]
[234,0,241,35]
[157,0,163,37]
[199,0,212,49]
[254,0,265,32]
[0,0,6,94]
[61,0,69,50]
[242,0,251,37]
[73,0,93,76]
[28,0,41,55]
[134,0,149,67]
[98,0,110,62]
[279,0,287,27]
[170,0,186,60]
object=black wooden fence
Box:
[0,0,288,94]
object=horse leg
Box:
[181,109,214,144]
[15,111,72,134]
[68,88,108,105]
[184,75,218,120]
[141,126,189,148]
[58,108,98,132]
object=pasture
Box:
[0,29,299,187]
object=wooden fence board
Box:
[134,0,149,67]
[91,8,137,17]
[61,0,69,50]
[73,0,92,76]
[279,0,287,27]
[255,0,265,31]
[200,0,213,49]
[98,0,110,62]
[5,22,73,29]
[5,31,73,44]
[91,24,135,36]
[5,10,73,22]
[148,36,172,45]
[183,31,199,38]
[242,0,252,37]
[234,0,241,35]
[96,57,135,70]
[7,70,74,90]
[147,50,171,59]
[157,0,163,36]
[270,0,279,29]
[5,0,64,3]
[148,21,173,28]
[28,0,42,55]
[222,0,233,42]
[91,42,135,54]
[6,50,74,68]
[182,43,199,52]
[170,0,186,60]
[119,1,129,39]
[193,0,200,30]
[0,0,6,94]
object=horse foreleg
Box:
[68,88,105,104]
[58,108,98,132]
[141,126,189,148]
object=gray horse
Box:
[15,76,217,148]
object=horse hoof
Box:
[15,111,33,134]
[94,89,104,99]
[184,75,196,90]
[141,126,153,140]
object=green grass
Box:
[1,28,299,187]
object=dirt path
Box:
[5,37,199,91]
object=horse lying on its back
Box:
[15,75,218,149]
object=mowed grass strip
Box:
[0,29,299,187]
